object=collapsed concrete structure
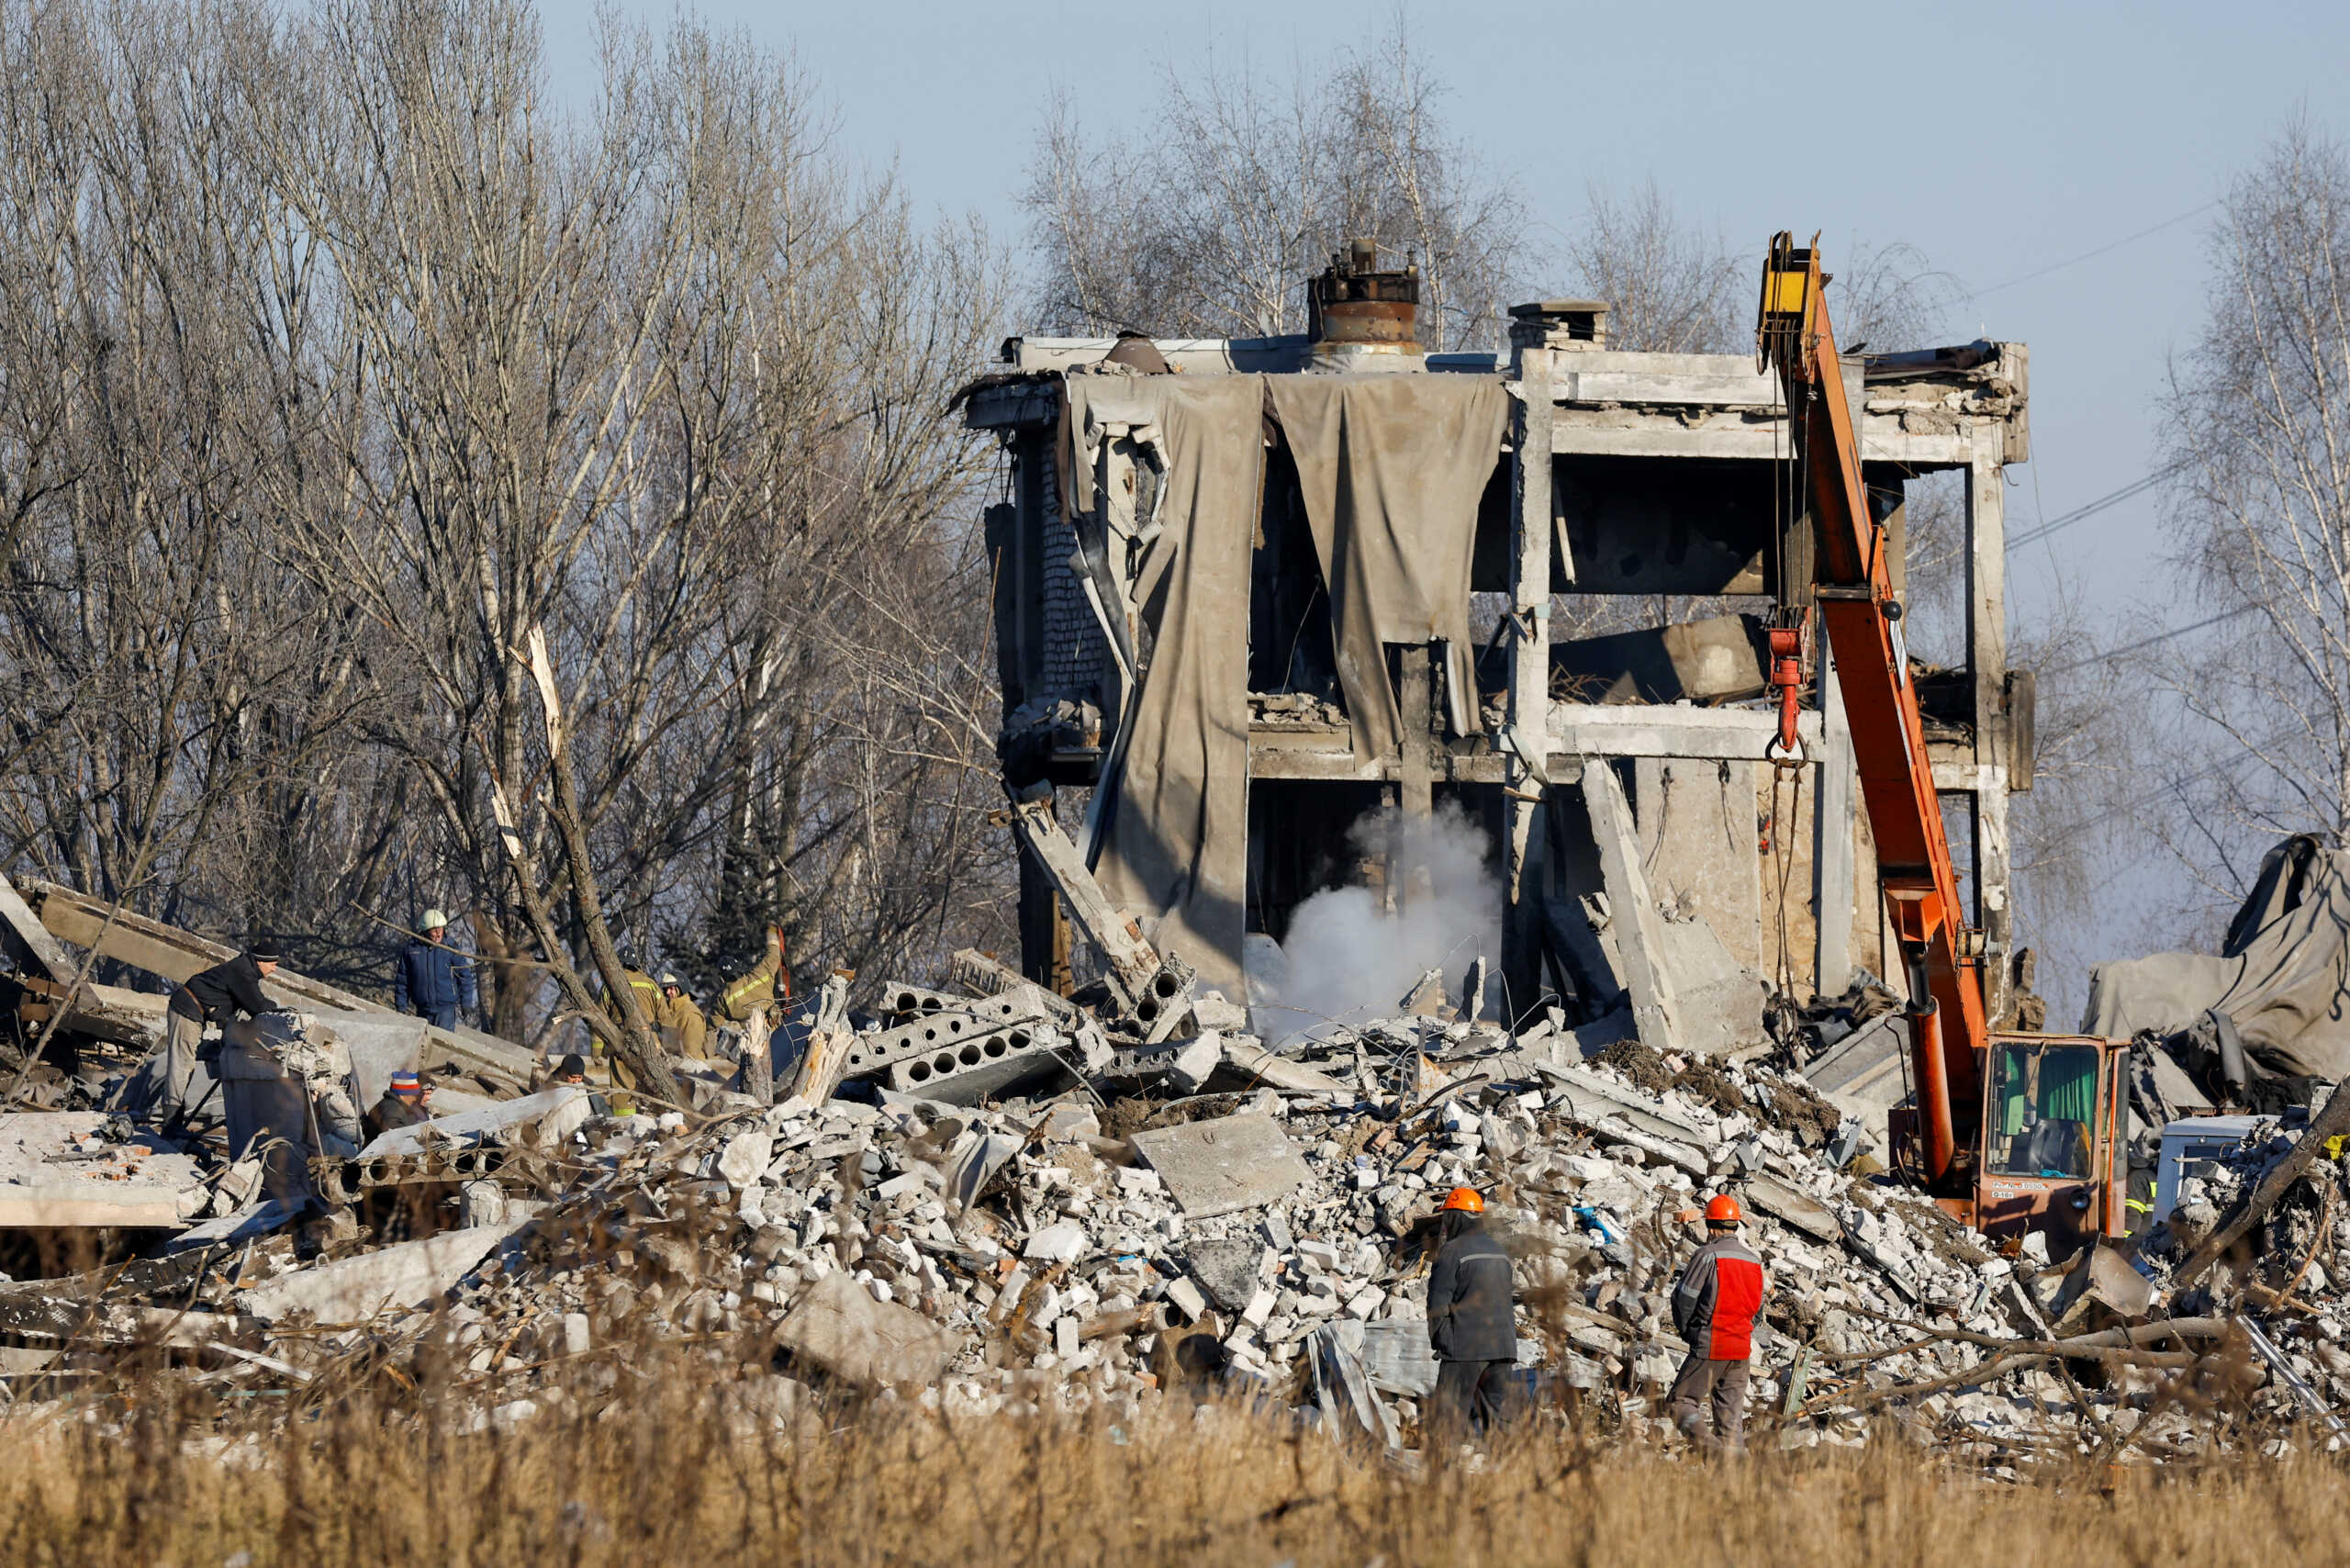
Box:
[962,263,2036,1058]
[0,829,2339,1456]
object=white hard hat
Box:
[421,908,449,930]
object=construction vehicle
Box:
[1755,234,2127,1249]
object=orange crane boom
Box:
[1756,233,1987,1193]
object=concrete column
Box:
[1500,351,1554,1018]
[1812,648,1856,999]
[1965,434,2012,1024]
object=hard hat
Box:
[1441,1186,1484,1214]
[1704,1193,1742,1226]
[659,971,681,988]
[421,909,449,930]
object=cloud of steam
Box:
[1255,803,1502,1043]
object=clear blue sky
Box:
[551,1,2350,1001]
[546,0,2349,620]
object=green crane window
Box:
[1987,1043,2099,1178]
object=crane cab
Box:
[1891,1032,2131,1250]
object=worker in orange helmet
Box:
[1669,1192,1769,1455]
[1425,1185,1518,1439]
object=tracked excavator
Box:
[1755,233,2126,1249]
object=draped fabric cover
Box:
[1058,371,1511,1003]
[1265,375,1511,759]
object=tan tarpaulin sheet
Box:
[1066,374,1263,1002]
[2083,835,2350,1083]
[1265,375,1511,758]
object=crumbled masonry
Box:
[4,940,2346,1465]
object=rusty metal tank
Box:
[1305,238,1423,371]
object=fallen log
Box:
[2174,1088,2350,1292]
[1798,1318,2229,1417]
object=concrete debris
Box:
[12,922,2350,1466]
[1131,1111,1312,1218]
[239,1218,531,1322]
[774,1269,962,1387]
[0,1112,210,1227]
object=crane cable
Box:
[1762,326,1807,1000]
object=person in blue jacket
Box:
[394,908,477,1030]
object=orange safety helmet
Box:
[1704,1193,1742,1226]
[1441,1186,1485,1215]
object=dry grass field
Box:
[0,1348,2334,1568]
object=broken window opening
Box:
[1987,1041,2099,1179]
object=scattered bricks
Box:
[1024,1220,1088,1263]
[1163,1277,1208,1322]
[1164,1032,1223,1094]
[1035,1103,1101,1141]
[1295,1238,1342,1272]
[718,1129,770,1190]
[563,1312,592,1355]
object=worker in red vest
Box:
[1669,1193,1767,1454]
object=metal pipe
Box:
[1910,998,1956,1183]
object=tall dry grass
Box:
[0,1341,2335,1568]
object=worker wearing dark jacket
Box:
[1670,1193,1768,1454]
[392,909,476,1030]
[1425,1186,1517,1436]
[124,939,282,1123]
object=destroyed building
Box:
[962,249,2035,1054]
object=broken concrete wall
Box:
[1634,756,1764,976]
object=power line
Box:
[1958,200,2221,301]
[2007,461,2187,551]
[2031,726,2283,850]
[2039,605,2261,678]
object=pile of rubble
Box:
[6,864,2349,1462]
[0,959,2306,1461]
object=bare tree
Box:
[0,0,1017,1073]
[1561,182,1743,353]
[1023,21,1524,351]
[2157,118,2350,885]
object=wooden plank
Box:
[1007,795,1160,1002]
[1579,759,1684,1055]
[0,1191,189,1228]
[26,881,388,1015]
[0,871,72,980]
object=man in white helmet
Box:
[393,908,477,1031]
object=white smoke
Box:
[1257,803,1502,1043]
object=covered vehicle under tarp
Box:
[2083,834,2350,1100]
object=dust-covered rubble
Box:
[6,967,2346,1462]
